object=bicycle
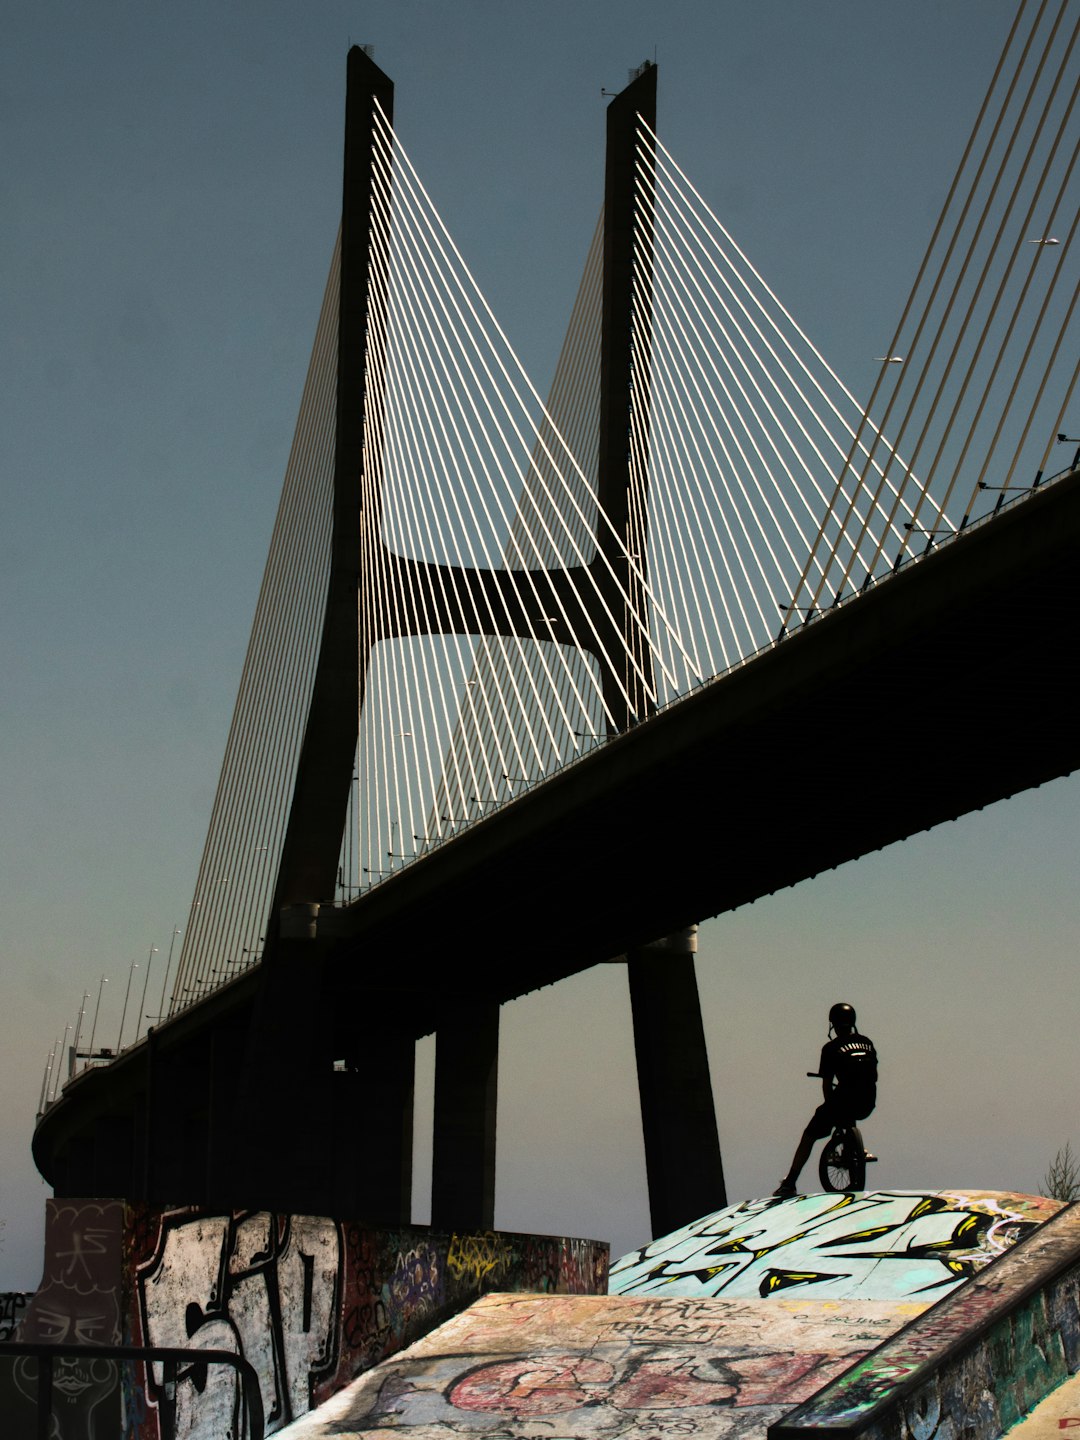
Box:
[807,1073,878,1191]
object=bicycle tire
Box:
[819,1131,866,1192]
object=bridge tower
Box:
[231,50,726,1237]
[595,64,727,1236]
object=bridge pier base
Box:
[232,915,334,1214]
[331,1029,415,1223]
[233,907,419,1222]
[627,929,726,1238]
[431,1001,499,1231]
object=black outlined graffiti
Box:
[610,1190,1056,1302]
[136,1211,340,1437]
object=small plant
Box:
[1042,1142,1080,1202]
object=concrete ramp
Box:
[279,1190,1080,1440]
[610,1189,1060,1302]
[276,1289,929,1438]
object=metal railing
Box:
[2,1341,265,1440]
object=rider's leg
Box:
[777,1124,816,1194]
[776,1103,834,1196]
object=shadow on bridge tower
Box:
[234,50,725,1238]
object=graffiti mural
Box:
[286,1290,930,1439]
[609,1190,1060,1302]
[279,1193,1080,1440]
[3,1200,604,1440]
[132,1210,340,1437]
[124,1209,606,1438]
[323,1225,605,1410]
[334,1227,441,1381]
[0,1200,125,1440]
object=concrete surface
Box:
[274,1290,928,1439]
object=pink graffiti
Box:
[728,1351,859,1406]
[449,1354,616,1414]
[611,1358,735,1409]
[448,1347,859,1417]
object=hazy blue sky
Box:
[3,0,1076,1289]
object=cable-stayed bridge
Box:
[35,5,1078,1239]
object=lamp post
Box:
[57,1023,72,1092]
[38,1041,57,1115]
[88,976,109,1055]
[135,946,158,1042]
[69,991,90,1074]
[117,960,138,1051]
[155,926,181,1024]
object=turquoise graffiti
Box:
[610,1190,1059,1303]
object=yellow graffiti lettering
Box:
[446,1232,506,1284]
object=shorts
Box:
[805,1090,876,1139]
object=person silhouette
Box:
[775,1002,877,1197]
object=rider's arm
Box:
[819,1044,834,1101]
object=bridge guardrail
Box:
[1,1341,265,1440]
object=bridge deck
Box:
[325,465,1079,1019]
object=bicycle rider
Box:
[775,1002,877,1197]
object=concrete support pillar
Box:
[332,1031,415,1223]
[627,928,726,1238]
[431,1001,499,1230]
[232,904,332,1212]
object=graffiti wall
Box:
[127,1210,341,1437]
[0,1199,606,1440]
[282,1289,930,1439]
[0,1199,126,1439]
[610,1189,1060,1302]
[330,1222,603,1386]
[273,1195,1080,1440]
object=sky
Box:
[3,0,1077,1290]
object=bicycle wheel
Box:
[819,1130,866,1191]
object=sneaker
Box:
[773,1180,797,1198]
[864,1153,878,1163]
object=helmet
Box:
[829,1002,857,1029]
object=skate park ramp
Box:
[277,1190,1080,1439]
[608,1189,1057,1301]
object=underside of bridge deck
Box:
[327,463,1080,994]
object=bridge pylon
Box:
[596,62,727,1233]
[230,52,727,1234]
